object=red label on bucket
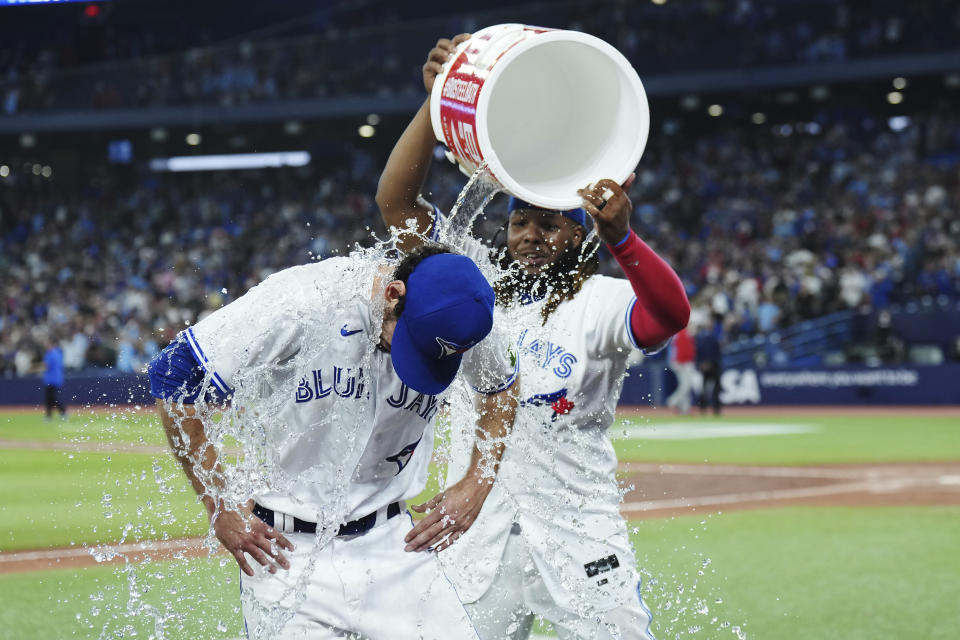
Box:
[438,53,485,168]
[434,25,556,181]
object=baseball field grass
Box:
[0,407,958,639]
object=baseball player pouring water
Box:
[377,35,690,639]
[148,244,518,639]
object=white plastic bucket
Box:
[430,23,650,210]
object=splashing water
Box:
[72,249,398,638]
[438,161,502,254]
[71,162,745,639]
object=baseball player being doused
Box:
[147,244,519,639]
[377,35,690,640]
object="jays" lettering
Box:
[518,329,578,379]
[386,383,441,422]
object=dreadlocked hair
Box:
[490,222,600,325]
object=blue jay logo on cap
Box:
[436,336,475,359]
[390,252,495,395]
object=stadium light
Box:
[892,77,907,90]
[707,104,723,117]
[358,125,376,138]
[185,133,201,146]
[751,112,767,125]
[366,114,381,126]
[810,85,830,101]
[888,116,911,132]
[0,165,9,178]
[680,95,699,111]
[886,91,903,105]
[149,151,311,172]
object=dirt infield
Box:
[619,461,960,519]
[3,460,958,575]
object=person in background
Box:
[42,336,67,421]
[695,316,723,415]
[665,325,696,414]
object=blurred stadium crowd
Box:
[2,106,958,377]
[2,0,959,114]
[2,0,960,378]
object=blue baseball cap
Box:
[507,196,588,228]
[390,253,495,395]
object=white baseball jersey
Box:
[183,254,516,526]
[441,233,653,615]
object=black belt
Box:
[253,502,402,537]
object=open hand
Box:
[578,174,637,245]
[212,502,294,576]
[404,473,493,552]
[423,34,471,94]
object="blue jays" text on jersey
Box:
[517,329,578,379]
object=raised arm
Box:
[579,176,691,348]
[376,34,470,252]
[403,384,518,552]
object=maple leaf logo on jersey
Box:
[435,336,474,359]
[551,396,575,416]
[523,388,575,421]
[385,437,422,475]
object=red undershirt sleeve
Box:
[607,229,690,349]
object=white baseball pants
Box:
[666,362,696,413]
[463,530,655,640]
[240,514,479,639]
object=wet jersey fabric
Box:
[184,254,516,525]
[442,233,644,614]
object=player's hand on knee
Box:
[212,505,294,576]
[423,33,471,93]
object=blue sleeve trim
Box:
[613,229,633,248]
[470,372,517,395]
[147,338,208,402]
[625,296,671,355]
[184,328,234,395]
[469,351,520,395]
[641,337,671,357]
[625,296,641,350]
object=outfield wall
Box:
[1,364,958,407]
[624,363,960,406]
[0,372,154,407]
